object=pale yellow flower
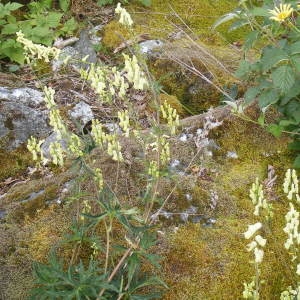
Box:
[269,4,294,22]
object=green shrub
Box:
[215,0,300,167]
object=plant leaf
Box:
[271,65,295,93]
[257,89,280,108]
[293,155,300,169]
[261,47,289,72]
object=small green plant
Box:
[215,1,300,167]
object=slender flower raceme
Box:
[115,3,133,26]
[283,169,300,202]
[161,101,180,135]
[16,31,60,63]
[269,4,294,23]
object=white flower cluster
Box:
[68,133,84,157]
[250,178,268,216]
[242,280,258,299]
[280,286,300,300]
[148,161,160,179]
[91,119,123,162]
[147,135,171,166]
[283,203,300,250]
[16,31,60,64]
[44,86,67,138]
[27,136,44,162]
[81,54,147,103]
[118,110,130,137]
[49,141,64,166]
[123,54,148,90]
[27,87,85,167]
[80,64,111,102]
[115,3,133,27]
[160,101,180,135]
[244,222,266,264]
[94,168,104,191]
[283,169,300,202]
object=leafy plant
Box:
[215,0,300,167]
[0,1,77,64]
[22,4,171,298]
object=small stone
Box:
[69,101,94,125]
[139,40,163,55]
[227,151,238,159]
[179,134,188,142]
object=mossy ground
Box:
[0,1,297,299]
[158,108,294,299]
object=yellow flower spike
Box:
[269,3,294,22]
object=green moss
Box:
[102,20,139,50]
[128,0,246,44]
[0,146,32,182]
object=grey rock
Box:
[0,87,44,107]
[139,40,163,56]
[69,101,94,125]
[74,29,98,66]
[53,28,98,72]
[88,25,103,45]
[41,132,68,160]
[0,87,51,150]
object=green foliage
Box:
[215,0,300,167]
[31,255,118,299]
[0,1,77,64]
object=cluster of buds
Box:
[80,200,92,221]
[147,135,171,166]
[49,141,64,167]
[148,161,160,179]
[283,169,300,202]
[91,119,123,162]
[68,133,84,157]
[115,3,133,27]
[160,101,180,135]
[27,136,44,162]
[250,178,273,218]
[123,54,148,90]
[244,222,267,264]
[94,168,104,192]
[118,110,130,137]
[16,31,60,64]
[283,203,300,250]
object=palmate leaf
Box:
[244,86,261,104]
[59,0,70,12]
[261,47,289,72]
[293,155,300,169]
[257,89,280,108]
[271,65,295,93]
[243,30,260,51]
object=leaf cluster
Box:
[215,0,300,167]
[30,187,166,299]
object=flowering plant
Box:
[214,1,300,168]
